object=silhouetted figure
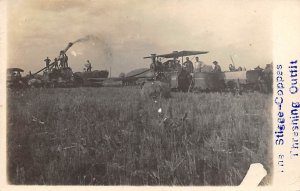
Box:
[44,57,51,69]
[229,64,236,71]
[194,56,204,72]
[59,51,68,68]
[85,60,92,72]
[150,54,157,72]
[156,57,163,72]
[254,66,263,71]
[174,59,181,71]
[183,57,194,73]
[53,58,58,69]
[212,61,221,72]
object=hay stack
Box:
[141,81,171,99]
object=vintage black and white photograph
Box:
[6,0,274,186]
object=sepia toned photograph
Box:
[6,0,274,186]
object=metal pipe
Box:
[33,42,74,76]
[230,55,235,67]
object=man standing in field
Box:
[212,61,221,72]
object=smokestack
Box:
[63,42,74,53]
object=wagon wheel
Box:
[177,70,191,92]
[156,72,168,82]
[227,80,242,95]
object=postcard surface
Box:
[0,0,299,190]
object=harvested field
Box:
[7,87,272,185]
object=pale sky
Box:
[8,0,274,76]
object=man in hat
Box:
[53,58,59,69]
[44,57,51,69]
[229,64,236,71]
[183,57,194,73]
[156,57,163,72]
[49,58,58,70]
[150,54,157,72]
[212,61,221,72]
[59,51,65,68]
[175,60,181,71]
[59,50,69,68]
[194,56,204,72]
[85,60,92,72]
[254,66,263,71]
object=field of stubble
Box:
[7,87,272,185]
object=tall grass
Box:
[7,87,272,185]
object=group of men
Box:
[150,55,222,74]
[229,64,246,71]
[44,53,93,73]
[182,57,222,73]
[43,51,69,71]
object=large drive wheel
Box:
[226,80,242,95]
[178,70,192,92]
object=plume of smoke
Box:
[69,34,113,71]
[71,50,77,56]
[73,35,99,44]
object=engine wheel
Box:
[177,70,193,92]
[226,80,242,95]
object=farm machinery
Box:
[35,67,110,88]
[14,41,110,88]
[7,66,110,88]
[7,41,272,92]
[143,51,273,93]
[6,68,28,88]
[73,70,109,87]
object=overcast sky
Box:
[8,0,274,76]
